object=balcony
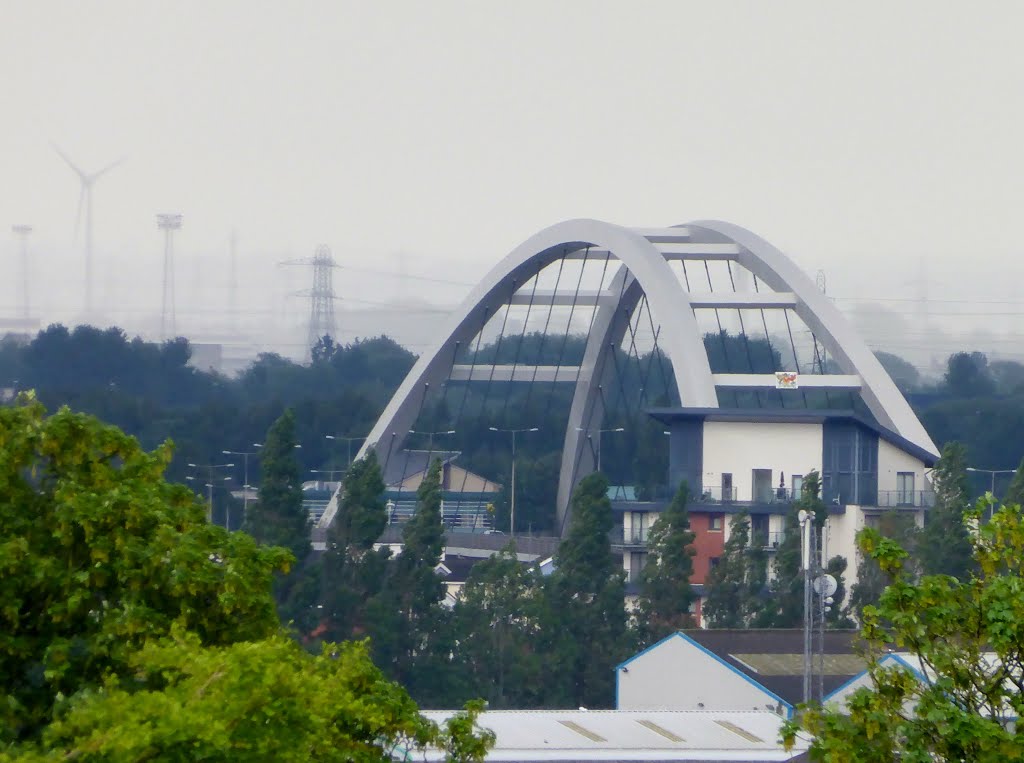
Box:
[750,530,786,549]
[873,490,936,509]
[696,486,799,506]
[612,527,652,548]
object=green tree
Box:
[1004,456,1024,507]
[635,482,696,643]
[823,555,855,629]
[783,496,1024,761]
[371,460,453,704]
[544,473,628,708]
[246,409,309,561]
[848,511,917,622]
[703,512,767,628]
[756,471,826,628]
[0,396,289,743]
[320,451,390,641]
[453,544,544,708]
[918,441,974,579]
[7,633,492,762]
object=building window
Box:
[709,513,723,531]
[709,556,721,569]
[721,473,734,502]
[792,474,803,499]
[897,472,915,506]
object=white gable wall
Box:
[702,421,822,502]
[617,634,790,715]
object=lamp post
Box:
[966,466,1015,497]
[222,447,259,525]
[407,429,455,453]
[187,462,235,523]
[575,426,625,473]
[324,434,367,469]
[489,426,539,537]
[310,468,343,483]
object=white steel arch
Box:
[318,218,938,532]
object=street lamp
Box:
[489,426,539,537]
[187,462,235,523]
[575,426,625,472]
[325,434,367,468]
[310,468,344,483]
[408,429,456,453]
[966,466,1016,496]
[223,449,259,524]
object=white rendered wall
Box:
[824,511,863,592]
[617,635,786,713]
[702,421,822,502]
[877,439,930,495]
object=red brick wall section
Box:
[690,510,725,585]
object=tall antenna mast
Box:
[157,214,183,341]
[229,229,238,332]
[11,225,32,321]
[307,244,338,360]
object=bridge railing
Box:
[385,499,495,532]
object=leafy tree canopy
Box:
[784,497,1024,761]
[7,633,492,762]
[0,396,290,743]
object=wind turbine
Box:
[52,144,123,319]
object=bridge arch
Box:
[319,218,937,533]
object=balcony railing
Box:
[612,527,652,547]
[874,490,936,508]
[696,486,799,505]
[750,530,786,549]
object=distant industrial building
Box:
[415,708,810,762]
[616,629,867,717]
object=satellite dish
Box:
[812,574,838,597]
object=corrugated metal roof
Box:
[413,709,808,762]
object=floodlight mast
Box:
[11,225,32,320]
[157,214,183,341]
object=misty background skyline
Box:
[2,2,1022,375]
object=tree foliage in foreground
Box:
[784,497,1024,761]
[0,397,493,760]
[6,634,492,763]
[0,396,289,742]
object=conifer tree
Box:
[245,409,311,623]
[918,441,974,579]
[703,512,767,628]
[246,409,309,561]
[544,472,628,708]
[636,482,696,643]
[756,471,825,628]
[321,451,390,640]
[372,460,451,702]
[454,544,544,708]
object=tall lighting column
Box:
[11,225,32,321]
[489,426,539,537]
[157,213,182,340]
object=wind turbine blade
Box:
[51,142,86,180]
[74,187,85,241]
[90,156,125,182]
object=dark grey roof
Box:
[681,629,867,705]
[382,450,460,487]
[647,407,938,467]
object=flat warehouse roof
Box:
[411,709,808,762]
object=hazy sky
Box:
[2,1,1023,364]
